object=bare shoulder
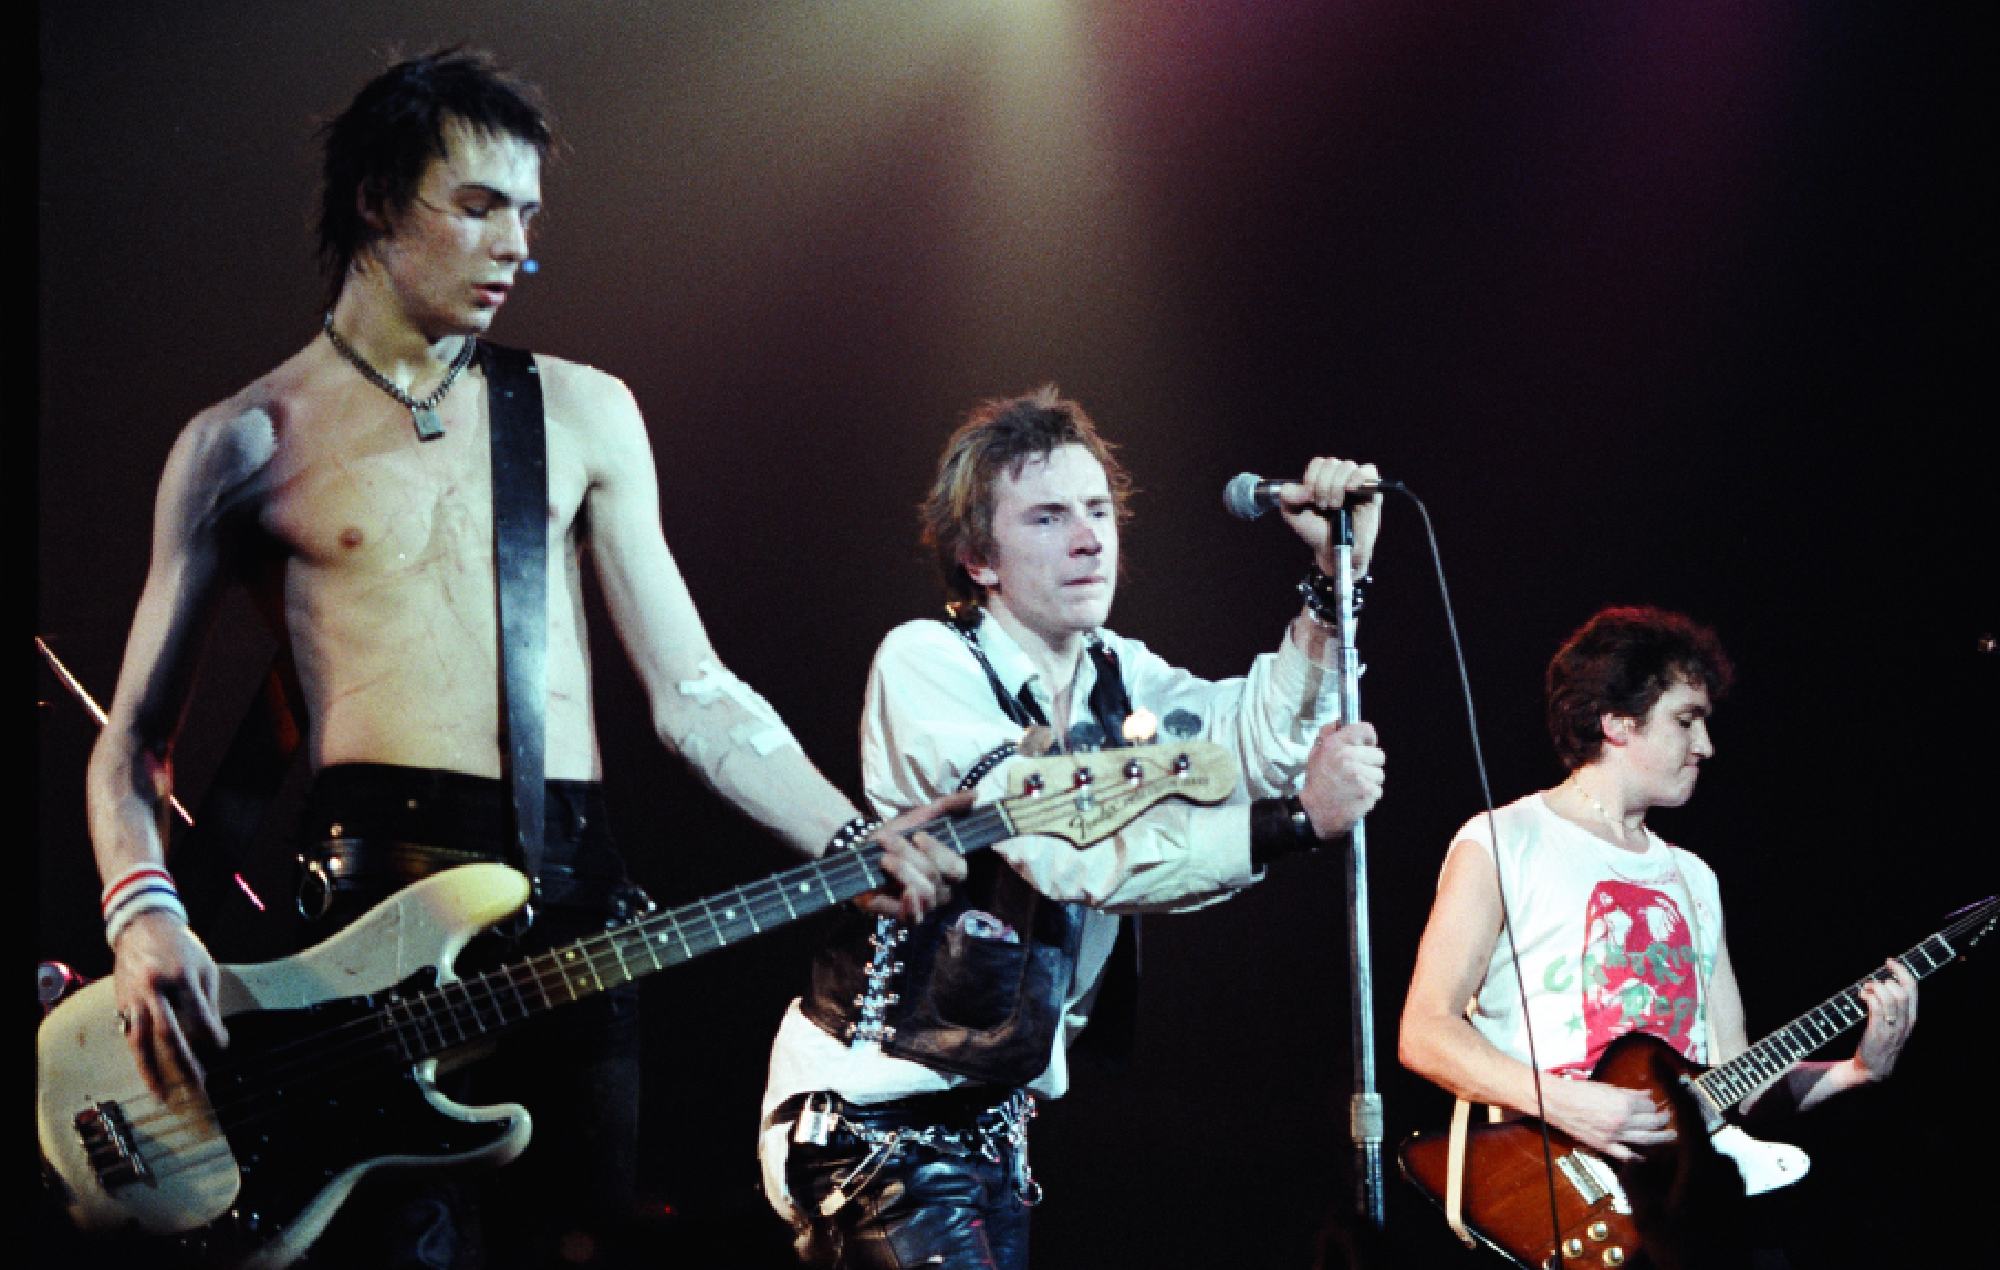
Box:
[531,352,649,472]
[533,353,642,424]
[161,358,308,513]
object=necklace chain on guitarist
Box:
[322,311,476,441]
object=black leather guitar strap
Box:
[163,346,547,931]
[483,342,548,883]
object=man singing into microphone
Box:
[756,385,1391,1268]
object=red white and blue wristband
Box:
[102,863,188,949]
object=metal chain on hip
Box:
[321,310,477,442]
[806,1090,1043,1216]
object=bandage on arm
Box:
[662,659,857,856]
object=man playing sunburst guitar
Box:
[79,49,965,1269]
[1398,605,1918,1268]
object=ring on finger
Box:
[116,1008,134,1035]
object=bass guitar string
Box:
[111,798,1094,1153]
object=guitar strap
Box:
[1444,1094,1503,1249]
[483,343,549,886]
[156,344,547,935]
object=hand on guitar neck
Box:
[1850,957,1919,1081]
[851,726,1058,921]
[1401,898,1991,1270]
[852,790,975,922]
[1746,957,1918,1118]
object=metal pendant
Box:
[412,407,446,442]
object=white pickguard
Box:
[1710,1122,1811,1196]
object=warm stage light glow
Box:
[941,0,1170,393]
[579,1,1168,425]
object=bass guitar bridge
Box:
[75,1100,151,1188]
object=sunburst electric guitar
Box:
[40,738,1235,1268]
[1399,895,1998,1269]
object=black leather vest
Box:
[798,616,1133,1086]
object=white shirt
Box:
[1451,793,1726,1075]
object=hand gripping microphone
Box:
[1223,472,1403,520]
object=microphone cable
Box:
[1367,484,1571,1265]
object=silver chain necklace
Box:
[322,311,477,442]
[1564,774,1650,850]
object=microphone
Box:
[1224,471,1402,520]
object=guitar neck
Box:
[386,803,1017,1062]
[1694,902,1991,1109]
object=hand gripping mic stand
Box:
[1328,508,1387,1229]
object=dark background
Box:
[36,2,1995,1267]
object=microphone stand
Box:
[37,636,193,828]
[37,635,267,915]
[1328,510,1386,1229]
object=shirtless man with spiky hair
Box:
[85,48,962,1268]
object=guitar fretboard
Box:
[381,805,1016,1061]
[1695,898,1996,1109]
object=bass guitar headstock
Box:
[994,739,1237,848]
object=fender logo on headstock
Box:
[1000,741,1236,846]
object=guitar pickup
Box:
[1555,1150,1630,1214]
[74,1100,151,1188]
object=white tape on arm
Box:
[674,659,801,762]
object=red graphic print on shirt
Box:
[1559,880,1702,1075]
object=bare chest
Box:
[257,385,584,579]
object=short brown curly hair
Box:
[1546,606,1735,770]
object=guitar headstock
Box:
[1952,895,1999,955]
[994,740,1237,849]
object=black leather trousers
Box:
[784,1091,1035,1270]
